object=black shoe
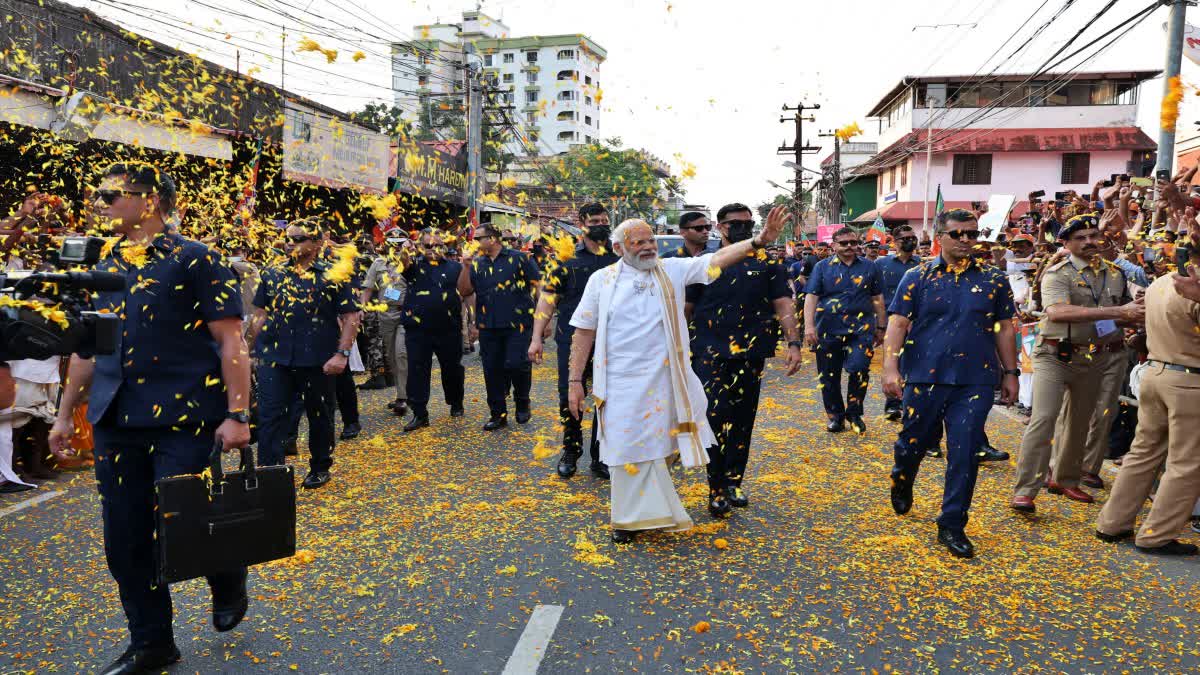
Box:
[339,422,361,440]
[483,416,508,431]
[450,405,465,417]
[826,417,846,433]
[387,399,403,411]
[392,403,408,417]
[937,528,975,559]
[846,415,866,435]
[99,643,181,675]
[1136,540,1200,556]
[0,481,34,493]
[403,415,430,432]
[284,439,298,457]
[590,461,610,480]
[612,529,636,544]
[885,406,903,422]
[357,374,388,390]
[977,444,1010,462]
[890,473,914,515]
[1095,529,1134,543]
[708,494,732,518]
[515,408,532,424]
[212,569,248,632]
[727,486,749,508]
[925,446,943,459]
[302,471,331,490]
[557,453,580,478]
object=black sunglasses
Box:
[681,224,712,231]
[898,236,918,243]
[287,234,317,244]
[720,219,755,227]
[943,229,981,241]
[96,189,151,205]
[833,239,859,247]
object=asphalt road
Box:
[4,344,1200,674]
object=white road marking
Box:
[0,490,64,518]
[501,604,564,675]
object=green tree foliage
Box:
[547,138,681,222]
[348,102,412,139]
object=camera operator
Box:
[46,162,251,675]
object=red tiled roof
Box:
[863,127,1155,172]
[853,200,1033,223]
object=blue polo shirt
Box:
[875,253,921,306]
[542,243,619,342]
[401,256,462,332]
[687,254,791,359]
[888,256,1017,385]
[469,247,540,331]
[88,233,243,427]
[802,256,882,337]
[253,260,359,368]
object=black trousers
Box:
[693,354,766,493]
[406,327,466,416]
[257,364,336,472]
[334,369,359,426]
[93,422,244,649]
[555,330,600,463]
[478,327,532,417]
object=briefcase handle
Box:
[208,442,260,496]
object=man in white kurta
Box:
[567,213,791,542]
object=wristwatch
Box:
[787,340,804,349]
[1003,368,1021,377]
[336,349,352,357]
[226,410,250,424]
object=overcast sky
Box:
[73,0,1182,210]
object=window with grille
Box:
[1061,153,1090,184]
[951,154,992,185]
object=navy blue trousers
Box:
[478,328,532,417]
[693,354,766,492]
[406,327,466,416]
[256,364,335,471]
[891,383,993,530]
[815,333,873,418]
[93,422,244,649]
[555,329,599,462]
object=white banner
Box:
[282,101,391,195]
[978,194,1015,241]
[91,114,232,161]
[1185,23,1200,67]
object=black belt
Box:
[1148,360,1200,375]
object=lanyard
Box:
[1068,260,1107,305]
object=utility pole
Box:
[464,43,484,225]
[280,26,286,91]
[818,130,843,225]
[778,102,820,240]
[1157,0,1191,173]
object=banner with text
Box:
[391,143,469,207]
[282,101,391,195]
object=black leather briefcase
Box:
[155,444,296,585]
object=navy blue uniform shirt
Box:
[875,253,921,306]
[542,243,619,342]
[469,247,539,331]
[888,256,1017,386]
[802,256,882,337]
[401,256,462,332]
[687,254,791,359]
[253,260,358,368]
[88,233,242,427]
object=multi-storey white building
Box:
[391,10,606,156]
[851,71,1160,228]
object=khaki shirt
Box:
[1145,274,1200,368]
[364,256,407,309]
[1038,254,1129,343]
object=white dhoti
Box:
[610,459,693,532]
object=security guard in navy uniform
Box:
[873,225,921,420]
[529,203,619,479]
[457,221,541,430]
[49,163,252,675]
[398,229,466,431]
[248,218,360,490]
[687,202,804,517]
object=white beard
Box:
[623,251,658,271]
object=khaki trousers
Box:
[379,310,408,400]
[1013,345,1104,497]
[1051,348,1127,477]
[1096,365,1200,547]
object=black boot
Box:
[590,461,610,480]
[358,373,388,390]
[557,451,580,478]
[937,527,975,559]
[99,643,181,675]
[212,568,249,632]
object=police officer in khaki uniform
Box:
[361,238,409,417]
[1095,243,1200,555]
[1011,214,1144,513]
